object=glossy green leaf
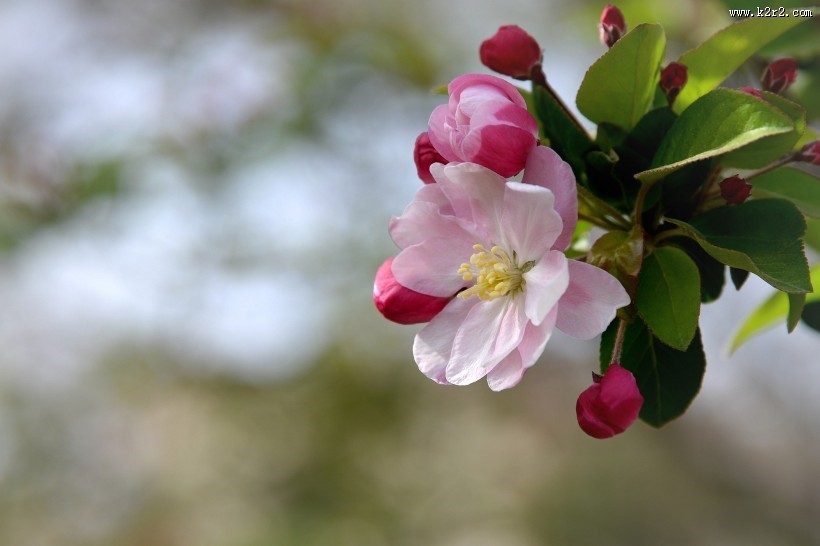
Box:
[673,14,810,113]
[601,318,705,428]
[730,267,749,290]
[801,301,820,333]
[577,24,666,130]
[532,85,594,178]
[787,293,807,333]
[721,93,806,169]
[635,247,701,350]
[636,89,794,183]
[730,265,820,352]
[751,167,820,218]
[666,199,811,294]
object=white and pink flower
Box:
[388,147,630,391]
[428,74,539,178]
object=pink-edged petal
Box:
[486,350,524,391]
[523,146,577,250]
[501,182,563,261]
[556,260,631,339]
[392,237,473,297]
[446,295,527,385]
[413,298,478,385]
[522,250,569,325]
[389,200,472,250]
[517,306,558,369]
[428,105,458,162]
[449,73,528,109]
[435,162,507,243]
[464,124,537,178]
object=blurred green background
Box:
[0,0,819,544]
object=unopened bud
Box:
[599,4,626,48]
[577,364,643,439]
[374,258,451,324]
[659,62,687,106]
[739,86,764,100]
[479,25,542,80]
[797,141,820,165]
[762,58,798,94]
[413,132,448,184]
[719,175,752,205]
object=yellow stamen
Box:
[458,244,525,301]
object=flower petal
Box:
[435,162,507,243]
[428,104,458,162]
[392,237,473,297]
[523,250,569,325]
[446,295,527,385]
[486,350,524,391]
[556,260,631,339]
[501,181,562,261]
[413,298,478,384]
[517,306,558,368]
[522,146,577,250]
[389,200,472,250]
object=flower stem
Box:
[610,318,628,366]
[652,227,687,245]
[746,152,797,180]
[577,185,631,230]
[531,65,591,140]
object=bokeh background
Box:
[1,0,819,544]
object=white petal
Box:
[523,250,569,325]
[501,182,562,261]
[413,298,478,384]
[556,260,631,339]
[435,162,507,244]
[486,351,525,391]
[446,295,527,385]
[392,237,473,297]
[517,306,558,368]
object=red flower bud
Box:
[797,141,820,165]
[479,25,542,80]
[374,257,450,324]
[413,132,448,184]
[719,175,752,205]
[599,4,627,48]
[576,364,643,439]
[762,58,798,94]
[659,62,687,106]
[739,86,764,100]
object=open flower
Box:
[576,364,643,439]
[389,147,631,390]
[428,74,539,178]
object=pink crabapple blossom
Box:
[762,58,798,94]
[388,147,631,391]
[479,25,543,80]
[374,257,451,324]
[659,62,687,106]
[427,73,539,178]
[599,4,626,48]
[797,141,820,165]
[576,364,643,439]
[413,131,449,184]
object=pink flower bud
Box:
[413,132,448,184]
[599,4,627,48]
[576,364,643,439]
[659,62,687,106]
[374,257,450,324]
[479,25,543,80]
[762,58,798,94]
[719,175,752,205]
[428,73,539,178]
[797,141,820,165]
[739,86,764,100]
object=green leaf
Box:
[673,14,811,113]
[532,85,594,178]
[672,237,725,303]
[636,89,795,183]
[751,167,820,219]
[801,301,820,333]
[666,199,811,293]
[787,292,806,333]
[730,267,749,290]
[721,93,806,169]
[729,264,820,352]
[806,217,820,252]
[577,24,666,131]
[635,246,701,350]
[601,318,705,428]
